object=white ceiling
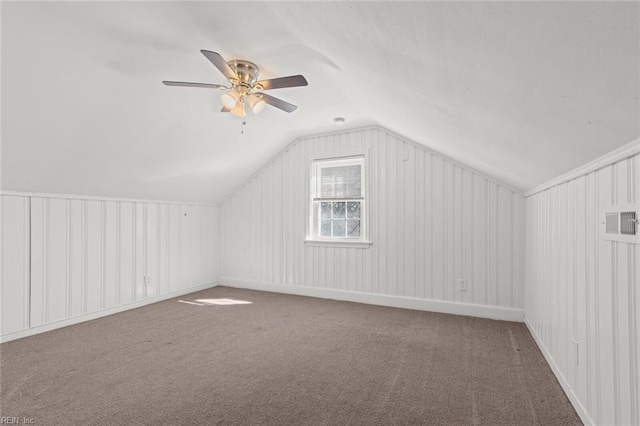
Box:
[2,1,638,203]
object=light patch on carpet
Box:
[196,298,253,305]
[178,300,205,306]
[178,298,252,306]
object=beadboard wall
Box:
[220,126,525,321]
[1,193,220,342]
[525,146,640,426]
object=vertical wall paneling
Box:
[193,206,203,287]
[1,194,219,341]
[135,203,145,300]
[69,200,83,317]
[30,198,45,327]
[1,196,30,335]
[474,175,488,305]
[632,153,640,426]
[104,202,118,309]
[47,198,67,322]
[220,126,525,319]
[487,182,498,307]
[145,203,157,298]
[180,206,189,290]
[432,156,445,301]
[525,152,639,426]
[115,202,121,306]
[86,200,102,312]
[119,202,134,305]
[168,204,179,292]
[159,204,167,296]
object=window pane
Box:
[320,220,332,236]
[347,202,360,219]
[320,167,334,183]
[332,220,346,237]
[320,202,331,219]
[332,202,346,219]
[335,183,347,197]
[320,165,361,198]
[321,183,334,197]
[347,184,361,198]
[347,165,362,197]
[320,167,337,197]
[347,220,360,237]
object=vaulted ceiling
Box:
[2,2,638,203]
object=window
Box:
[308,155,369,245]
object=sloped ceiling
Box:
[2,2,638,203]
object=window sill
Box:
[304,239,372,249]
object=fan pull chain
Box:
[241,120,246,135]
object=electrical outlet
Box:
[572,338,579,365]
[458,279,468,292]
[144,276,151,286]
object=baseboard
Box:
[0,282,219,343]
[524,319,594,426]
[220,278,524,322]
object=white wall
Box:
[525,146,640,426]
[220,127,525,321]
[1,193,220,342]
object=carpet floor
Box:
[1,286,581,425]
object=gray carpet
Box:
[1,286,581,425]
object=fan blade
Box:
[163,81,227,89]
[259,93,298,113]
[254,75,308,91]
[201,50,238,82]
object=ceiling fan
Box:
[163,50,308,117]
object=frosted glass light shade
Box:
[247,94,266,114]
[221,91,240,109]
[230,100,246,117]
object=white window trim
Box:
[304,239,372,248]
[305,149,371,248]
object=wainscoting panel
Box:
[1,193,220,342]
[1,196,30,335]
[221,126,525,318]
[118,202,135,306]
[525,151,639,426]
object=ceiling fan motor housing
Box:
[228,60,260,88]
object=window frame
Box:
[305,150,371,248]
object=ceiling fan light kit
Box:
[221,91,241,109]
[247,94,266,114]
[163,50,308,116]
[230,99,246,117]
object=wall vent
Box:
[620,211,637,235]
[602,204,640,244]
[605,213,619,234]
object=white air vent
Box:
[602,204,640,244]
[620,211,637,235]
[605,213,619,234]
